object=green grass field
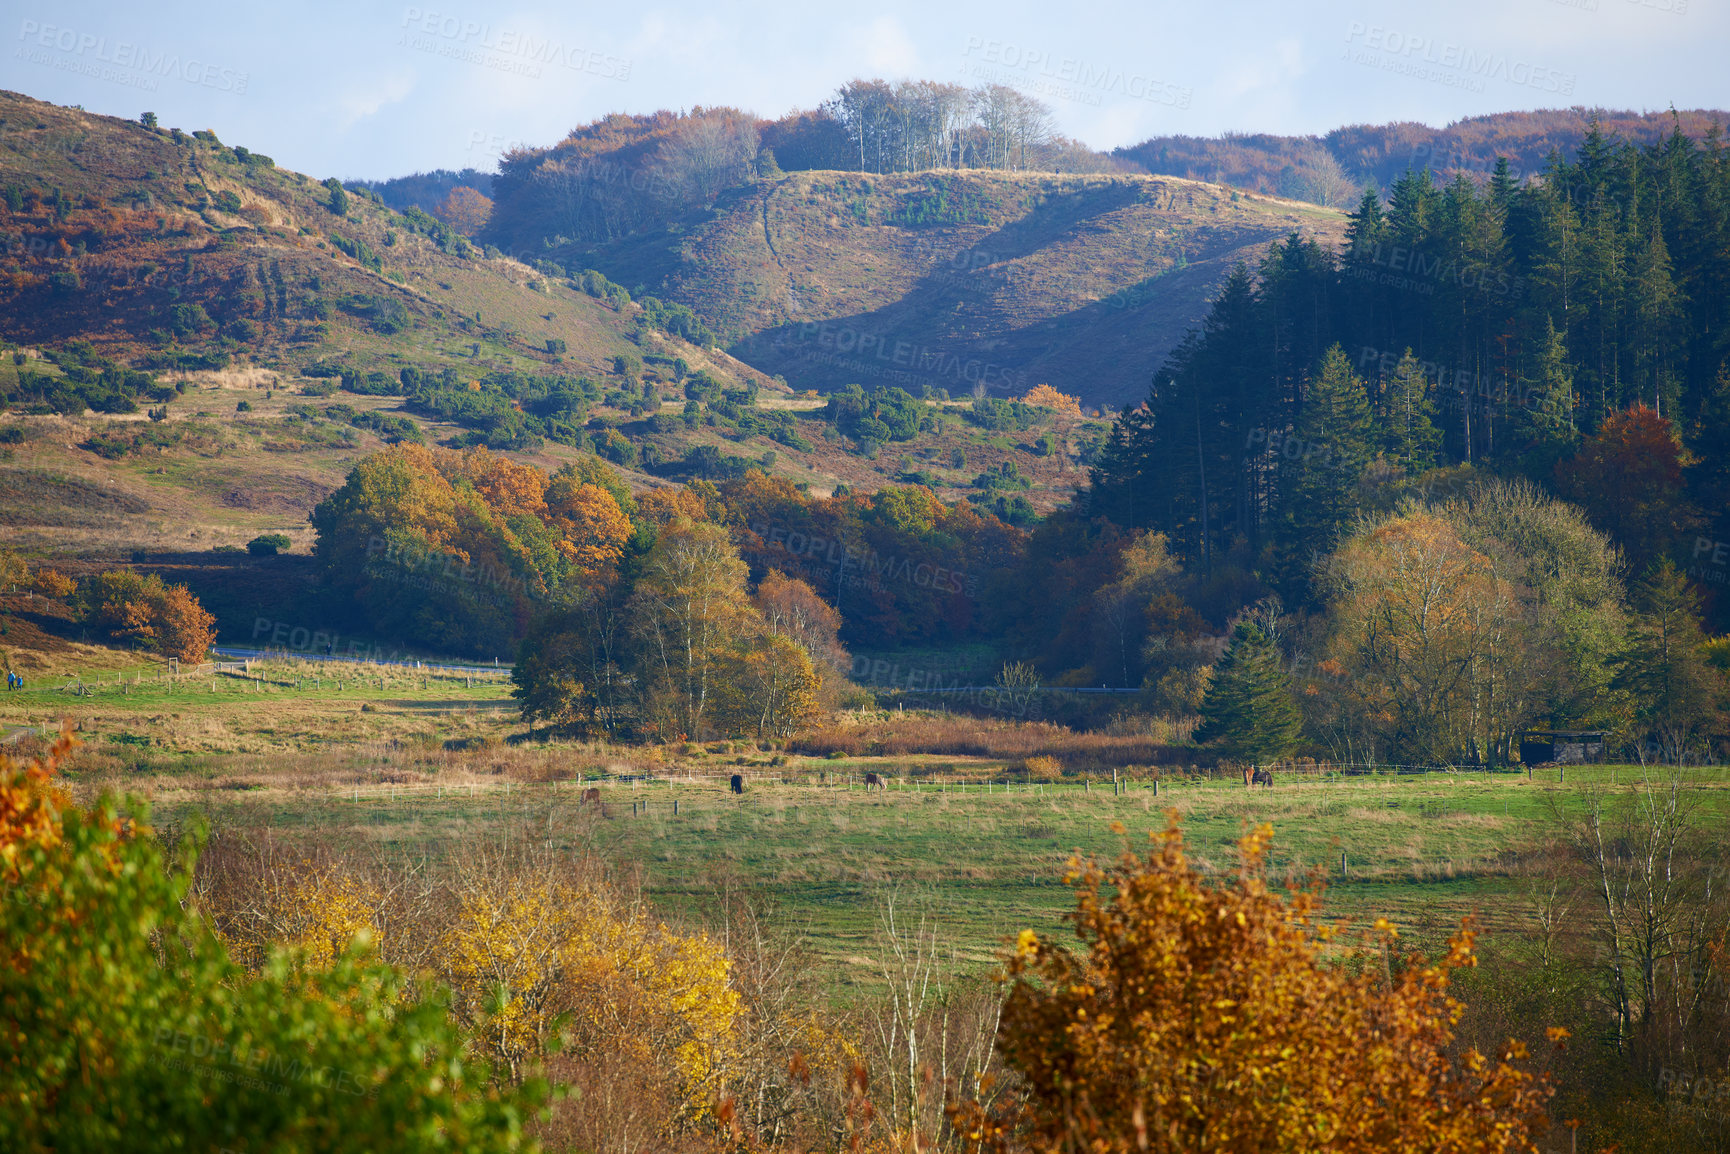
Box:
[10,654,1726,996]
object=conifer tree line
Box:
[1088,119,1730,600]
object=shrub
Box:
[0,735,542,1152]
[1022,754,1062,781]
[957,818,1557,1151]
[246,533,292,556]
[77,569,216,662]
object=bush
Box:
[959,818,1556,1150]
[247,533,292,556]
[77,569,216,662]
[1022,754,1062,781]
[30,567,76,599]
[0,737,543,1153]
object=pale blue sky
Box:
[5,0,1722,181]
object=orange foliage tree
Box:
[434,186,494,236]
[546,479,633,578]
[955,817,1558,1153]
[79,569,217,662]
[1556,404,1695,569]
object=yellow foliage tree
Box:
[954,816,1557,1153]
[210,858,384,973]
[1022,384,1082,417]
[31,567,75,600]
[547,481,633,578]
[437,856,740,1110]
[0,725,76,883]
[710,632,822,740]
[1324,512,1523,764]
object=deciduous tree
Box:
[955,818,1556,1153]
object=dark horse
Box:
[863,772,886,791]
[1250,768,1274,787]
[730,774,745,794]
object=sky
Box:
[6,0,1723,181]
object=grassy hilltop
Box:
[533,168,1348,408]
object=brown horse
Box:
[864,772,886,791]
[579,787,602,806]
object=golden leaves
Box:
[980,815,1554,1153]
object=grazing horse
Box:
[730,774,745,794]
[863,772,886,791]
[1251,768,1274,788]
[579,787,601,806]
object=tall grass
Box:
[788,713,1183,770]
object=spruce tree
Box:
[1276,344,1379,575]
[1381,350,1442,474]
[1193,620,1304,763]
[1610,559,1723,761]
[1518,317,1580,472]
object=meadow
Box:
[9,652,1717,993]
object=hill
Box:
[0,90,748,395]
[1117,107,1730,201]
[500,167,1348,408]
[0,92,1114,569]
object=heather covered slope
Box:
[0,90,766,396]
[1118,106,1730,202]
[531,168,1347,408]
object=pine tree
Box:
[1381,350,1442,474]
[1344,187,1388,261]
[1193,620,1304,763]
[1518,318,1580,471]
[1277,344,1379,561]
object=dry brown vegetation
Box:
[788,713,1181,771]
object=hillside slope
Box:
[0,90,770,397]
[1118,107,1730,200]
[0,93,1112,560]
[547,170,1347,408]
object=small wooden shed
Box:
[1519,730,1606,765]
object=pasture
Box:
[8,654,1725,992]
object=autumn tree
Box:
[78,569,216,662]
[1321,513,1515,764]
[1022,384,1082,417]
[546,478,632,578]
[0,550,27,590]
[709,633,821,740]
[753,569,848,681]
[434,186,493,236]
[1556,404,1695,573]
[630,520,755,739]
[955,817,1556,1153]
[1089,531,1190,691]
[1,734,542,1153]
